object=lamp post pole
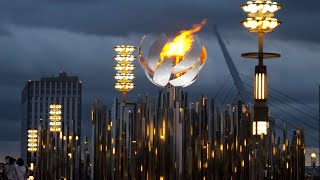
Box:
[241,0,282,178]
[49,104,62,180]
[113,45,136,178]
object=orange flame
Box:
[160,19,207,63]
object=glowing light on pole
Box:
[49,104,62,132]
[241,0,281,135]
[27,130,38,152]
[311,153,317,167]
[113,45,136,101]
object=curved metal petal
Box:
[171,36,202,74]
[153,58,173,87]
[138,36,147,67]
[144,69,163,87]
[199,45,207,71]
[146,35,168,72]
[182,74,199,87]
[169,61,200,87]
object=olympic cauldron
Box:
[138,20,207,87]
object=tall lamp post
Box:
[27,129,38,180]
[241,0,282,178]
[241,0,282,134]
[311,153,317,178]
[113,45,136,103]
[49,104,62,180]
[113,45,136,178]
[311,153,317,167]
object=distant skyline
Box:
[0,0,319,157]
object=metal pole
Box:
[122,92,127,104]
[319,84,320,167]
[258,32,264,66]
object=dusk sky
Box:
[0,0,319,160]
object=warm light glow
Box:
[114,73,135,81]
[258,73,261,99]
[138,20,207,87]
[114,82,135,92]
[160,19,207,62]
[27,129,38,152]
[242,17,281,32]
[160,120,166,140]
[114,64,135,72]
[114,45,135,54]
[252,121,268,135]
[114,55,136,62]
[49,104,62,132]
[30,163,34,171]
[114,45,136,92]
[254,72,267,100]
[262,73,265,98]
[311,153,317,159]
[242,1,281,14]
[241,0,281,33]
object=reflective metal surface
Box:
[139,35,207,87]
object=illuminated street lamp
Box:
[311,153,317,167]
[113,45,136,102]
[49,104,62,132]
[27,130,38,152]
[241,0,281,135]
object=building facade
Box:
[21,71,82,164]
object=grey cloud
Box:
[0,0,318,43]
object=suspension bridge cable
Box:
[221,83,236,105]
[214,74,231,99]
[268,94,318,122]
[243,88,320,144]
[232,91,240,105]
[243,82,318,131]
[239,73,319,112]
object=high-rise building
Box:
[21,71,82,163]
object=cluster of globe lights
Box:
[114,55,135,62]
[27,130,38,152]
[241,0,281,33]
[114,64,135,71]
[49,104,62,132]
[114,45,135,54]
[138,35,207,87]
[114,73,135,81]
[113,45,136,92]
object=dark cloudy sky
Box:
[0,0,319,160]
